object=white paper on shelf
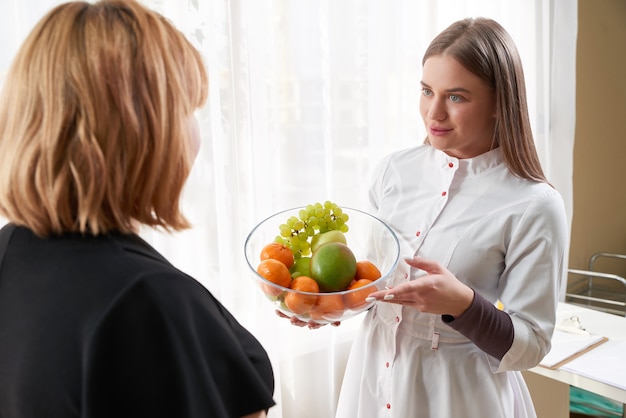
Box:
[539,329,607,369]
[561,340,626,391]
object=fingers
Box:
[276,310,307,327]
[364,257,443,305]
[306,321,323,329]
[275,310,339,329]
[365,287,392,302]
[366,293,395,301]
[275,310,289,319]
[403,255,444,274]
[306,320,341,329]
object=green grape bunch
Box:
[274,201,349,259]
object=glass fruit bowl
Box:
[244,205,400,324]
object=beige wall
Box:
[569,0,626,276]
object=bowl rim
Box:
[244,205,401,296]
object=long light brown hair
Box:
[423,17,547,183]
[0,0,208,236]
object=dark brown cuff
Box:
[442,291,514,360]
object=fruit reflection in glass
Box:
[244,203,400,324]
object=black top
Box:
[0,224,275,418]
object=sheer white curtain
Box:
[1,1,577,417]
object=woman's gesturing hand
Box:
[366,256,474,318]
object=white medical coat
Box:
[335,145,568,418]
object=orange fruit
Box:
[354,260,382,282]
[344,279,375,310]
[309,293,345,321]
[260,242,295,269]
[256,258,292,297]
[284,276,319,314]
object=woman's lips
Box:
[429,127,452,136]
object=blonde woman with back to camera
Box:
[0,1,275,417]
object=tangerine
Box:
[284,276,319,314]
[309,293,345,321]
[354,260,382,282]
[344,279,375,310]
[260,242,295,269]
[256,258,292,297]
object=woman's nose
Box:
[427,98,447,121]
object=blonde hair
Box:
[0,0,208,236]
[423,18,547,183]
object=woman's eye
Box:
[449,94,462,103]
[422,88,433,97]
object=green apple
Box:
[290,256,312,278]
[310,230,347,253]
[310,242,357,292]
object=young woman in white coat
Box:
[333,18,569,417]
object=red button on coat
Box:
[385,362,390,368]
[386,403,391,409]
[441,191,447,196]
[448,162,454,168]
[415,231,421,237]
